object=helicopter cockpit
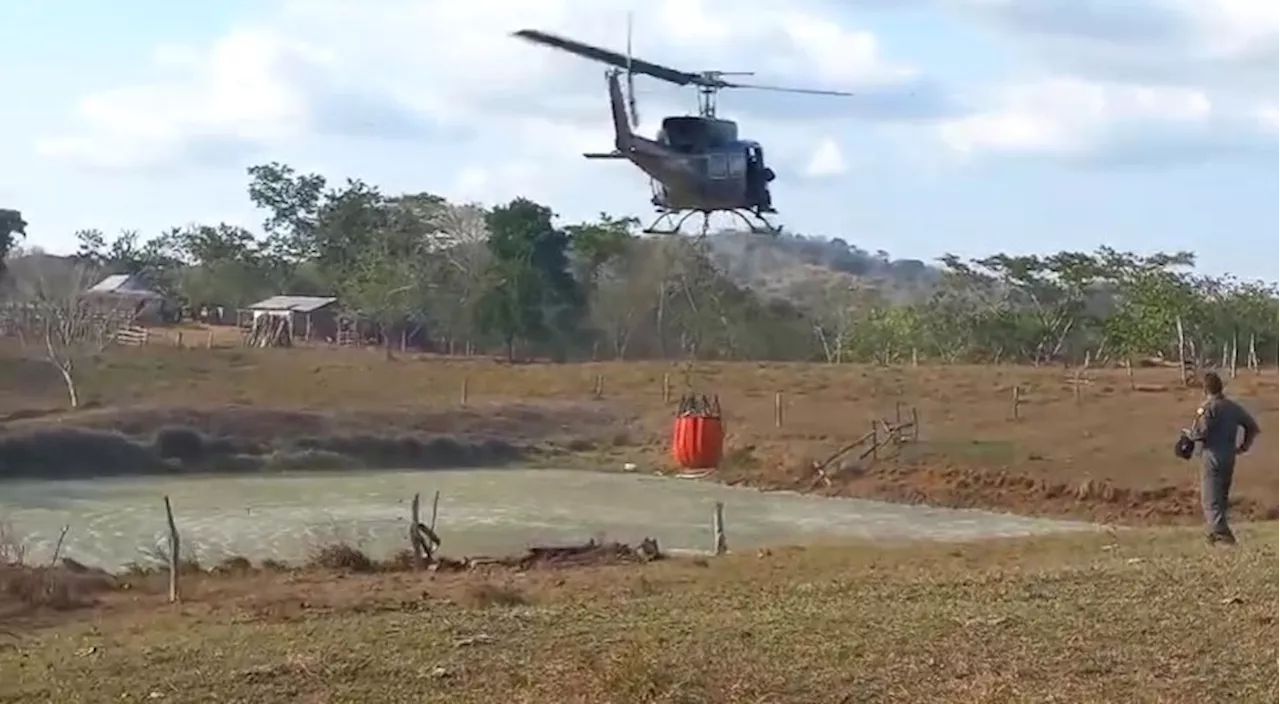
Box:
[657,116,739,154]
[744,142,775,211]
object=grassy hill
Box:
[706,230,941,305]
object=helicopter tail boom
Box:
[606,70,634,153]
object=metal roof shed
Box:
[246,295,338,312]
[243,295,339,344]
[86,273,162,298]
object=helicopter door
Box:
[706,152,730,180]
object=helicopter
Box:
[512,25,853,236]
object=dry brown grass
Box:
[0,524,1275,703]
[0,521,118,618]
[2,341,1276,701]
[1,340,1274,524]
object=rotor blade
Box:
[716,81,855,97]
[513,29,701,86]
[625,14,633,70]
[625,14,639,128]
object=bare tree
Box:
[794,275,861,364]
[13,263,137,408]
[420,203,492,353]
[591,241,664,359]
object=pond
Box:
[0,468,1096,570]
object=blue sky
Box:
[1,0,1276,280]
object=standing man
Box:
[1187,371,1260,545]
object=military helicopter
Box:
[513,25,853,236]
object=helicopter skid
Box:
[643,208,781,236]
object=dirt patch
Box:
[0,402,624,480]
[706,440,1279,525]
[815,462,1276,525]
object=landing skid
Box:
[643,208,781,237]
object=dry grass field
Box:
[0,525,1276,703]
[1,332,1277,703]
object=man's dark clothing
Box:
[1188,394,1260,541]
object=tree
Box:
[476,198,584,360]
[247,162,328,263]
[411,201,491,353]
[12,263,137,408]
[74,228,148,272]
[0,209,27,280]
[476,258,545,361]
[340,233,416,357]
[566,213,638,295]
[43,160,1273,368]
[73,228,186,304]
[795,275,860,363]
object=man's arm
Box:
[1237,403,1260,453]
[1187,404,1215,443]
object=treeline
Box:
[6,162,1276,366]
[800,251,1277,368]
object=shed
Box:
[244,295,339,342]
[83,273,167,323]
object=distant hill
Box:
[1,250,85,298]
[704,231,941,305]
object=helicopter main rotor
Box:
[512,28,853,119]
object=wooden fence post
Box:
[593,374,604,399]
[712,502,727,556]
[206,330,214,349]
[460,377,469,406]
[1175,316,1188,386]
[870,421,879,459]
[410,492,424,570]
[176,331,184,348]
[774,392,783,428]
[410,490,443,570]
[662,373,671,404]
[910,407,920,441]
[1011,386,1021,420]
[1073,368,1082,405]
[1125,358,1135,390]
[163,496,180,603]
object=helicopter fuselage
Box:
[596,72,774,214]
[633,138,759,211]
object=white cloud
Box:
[1181,0,1278,68]
[35,29,320,170]
[804,138,848,177]
[29,0,1278,182]
[950,0,1278,81]
[938,78,1215,156]
[930,0,1277,161]
[35,0,932,173]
